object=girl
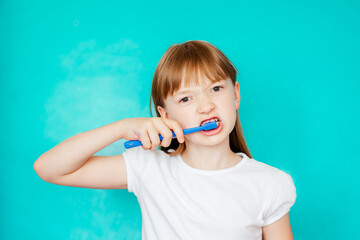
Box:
[34,40,296,240]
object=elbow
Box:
[33,159,52,183]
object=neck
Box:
[180,138,242,170]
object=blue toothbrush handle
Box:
[124,121,217,149]
[124,132,177,149]
[124,140,142,149]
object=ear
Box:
[234,81,240,110]
[157,105,169,118]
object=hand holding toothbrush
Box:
[121,117,218,150]
[120,117,185,150]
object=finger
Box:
[139,130,151,150]
[147,126,161,150]
[164,119,184,143]
[155,121,174,147]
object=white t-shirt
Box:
[123,147,296,240]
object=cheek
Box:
[176,109,198,127]
[168,109,192,126]
[180,111,195,123]
[218,96,237,119]
[216,94,233,110]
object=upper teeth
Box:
[201,118,219,126]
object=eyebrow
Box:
[174,80,225,96]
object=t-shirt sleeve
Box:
[122,147,153,196]
[262,170,297,226]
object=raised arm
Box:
[33,119,129,189]
[33,117,184,189]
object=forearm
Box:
[34,119,126,180]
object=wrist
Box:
[114,119,127,140]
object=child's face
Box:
[157,76,240,147]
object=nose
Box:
[197,94,215,113]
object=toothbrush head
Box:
[202,121,218,131]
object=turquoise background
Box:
[1,0,359,239]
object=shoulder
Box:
[244,156,295,187]
[245,156,284,175]
[246,157,297,204]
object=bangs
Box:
[152,40,237,107]
[179,58,227,90]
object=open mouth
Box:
[200,117,223,135]
[200,117,221,127]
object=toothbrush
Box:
[124,121,218,149]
